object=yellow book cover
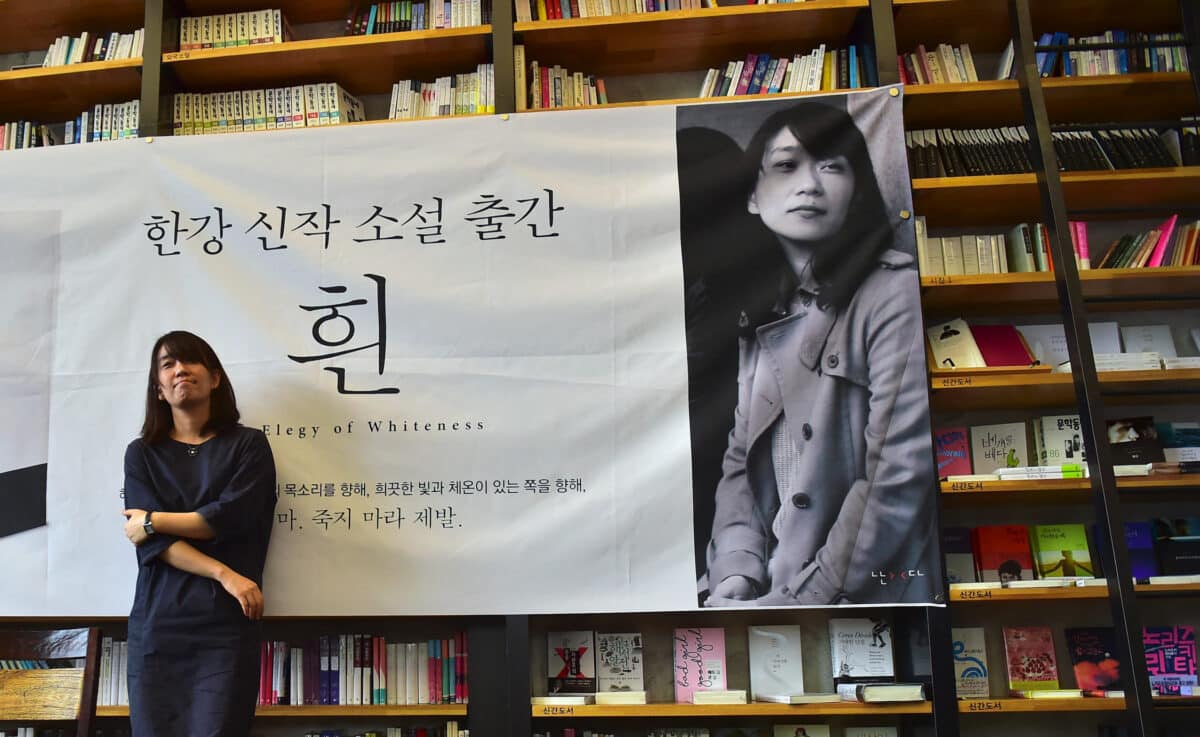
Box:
[537,0,548,20]
[822,51,835,89]
[514,45,527,111]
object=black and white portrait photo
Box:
[678,90,940,608]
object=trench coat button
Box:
[790,492,811,509]
[802,423,813,440]
[827,354,839,368]
[801,294,812,307]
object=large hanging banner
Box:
[0,86,939,616]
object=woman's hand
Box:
[216,567,264,620]
[704,575,757,607]
[122,509,149,546]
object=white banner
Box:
[0,87,939,616]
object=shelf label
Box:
[948,481,985,491]
[539,706,575,716]
[928,275,955,286]
[938,376,973,388]
[956,589,993,600]
[165,51,189,61]
[967,700,1004,712]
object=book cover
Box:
[547,630,596,694]
[970,422,1030,474]
[943,526,977,584]
[1031,524,1095,578]
[934,427,972,478]
[1002,626,1060,692]
[1107,417,1166,464]
[951,627,989,698]
[1035,414,1085,466]
[927,318,986,369]
[1144,626,1197,696]
[747,625,804,700]
[773,727,830,737]
[672,627,726,703]
[972,525,1034,583]
[1064,627,1123,691]
[970,324,1035,366]
[596,632,643,692]
[1125,521,1159,579]
[829,618,894,683]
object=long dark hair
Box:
[741,101,894,311]
[140,331,240,445]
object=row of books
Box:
[917,218,1079,275]
[304,729,464,737]
[539,730,896,737]
[953,624,1196,699]
[1096,215,1200,268]
[905,125,1180,178]
[259,634,468,706]
[515,0,710,23]
[179,10,290,49]
[542,621,921,706]
[897,43,980,86]
[696,45,878,98]
[388,65,496,119]
[516,50,609,110]
[1033,31,1190,78]
[929,318,1200,373]
[1,100,141,151]
[946,517,1200,586]
[40,29,144,67]
[171,85,366,136]
[349,1,489,32]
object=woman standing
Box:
[122,330,277,736]
[702,101,936,607]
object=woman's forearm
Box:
[150,511,216,540]
[159,539,230,582]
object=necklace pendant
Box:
[187,445,199,457]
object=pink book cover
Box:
[1072,221,1091,268]
[969,324,1033,367]
[1148,214,1178,267]
[734,53,757,95]
[1002,626,1060,692]
[934,426,972,478]
[672,627,727,702]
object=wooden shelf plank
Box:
[163,28,492,95]
[949,583,1109,602]
[0,59,142,122]
[97,704,467,718]
[929,368,1200,411]
[940,476,1200,507]
[519,87,874,114]
[515,1,868,77]
[904,80,1022,129]
[892,0,1010,51]
[531,701,931,717]
[912,168,1200,227]
[920,267,1200,315]
[959,697,1125,713]
[0,0,144,55]
[1135,582,1200,596]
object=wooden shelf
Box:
[911,168,1200,228]
[519,87,874,114]
[959,697,1125,713]
[162,28,492,95]
[96,704,467,718]
[949,583,1108,602]
[1136,582,1200,596]
[515,1,868,77]
[892,0,1010,52]
[941,476,1200,506]
[1155,696,1200,708]
[904,80,1022,129]
[531,702,931,717]
[920,267,1200,316]
[929,368,1200,411]
[0,0,144,54]
[0,59,142,122]
[179,1,361,26]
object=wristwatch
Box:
[142,511,155,537]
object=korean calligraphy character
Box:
[186,206,231,255]
[144,211,190,256]
[418,481,444,495]
[363,507,382,529]
[449,480,462,495]
[246,206,290,251]
[287,273,398,395]
[451,480,479,495]
[515,188,564,237]
[562,477,585,492]
[377,481,401,497]
[524,478,551,494]
[353,205,404,244]
[463,194,513,241]
[322,483,337,497]
[291,483,307,496]
[283,482,299,496]
[464,480,486,495]
[340,482,353,497]
[292,204,342,249]
[276,508,298,531]
[435,506,457,529]
[401,481,414,496]
[493,479,519,494]
[414,507,433,529]
[350,482,368,497]
[402,197,445,245]
[381,507,404,529]
[312,507,351,531]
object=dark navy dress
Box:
[123,426,277,737]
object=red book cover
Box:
[933,426,972,478]
[445,637,453,704]
[541,71,550,109]
[734,53,757,95]
[569,0,581,17]
[1003,626,1060,692]
[259,641,269,705]
[972,525,1035,583]
[461,630,469,703]
[457,631,466,703]
[969,324,1034,367]
[549,0,561,19]
[1065,627,1123,690]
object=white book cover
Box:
[774,726,831,737]
[748,625,805,699]
[417,644,429,704]
[1036,415,1084,466]
[404,642,418,704]
[971,422,1030,473]
[225,14,237,47]
[829,618,894,681]
[1121,325,1177,358]
[1015,322,1119,368]
[927,318,986,369]
[548,630,597,694]
[596,632,644,692]
[951,627,989,698]
[941,235,965,275]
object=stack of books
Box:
[915,217,1095,275]
[389,65,495,119]
[897,43,980,85]
[179,11,291,49]
[346,0,490,32]
[172,84,365,136]
[514,47,607,110]
[1094,215,1200,268]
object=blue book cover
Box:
[1035,32,1053,75]
[747,53,771,94]
[849,45,859,88]
[1125,521,1159,580]
[366,3,378,33]
[861,42,878,88]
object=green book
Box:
[1031,523,1094,578]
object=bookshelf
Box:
[2,0,1198,736]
